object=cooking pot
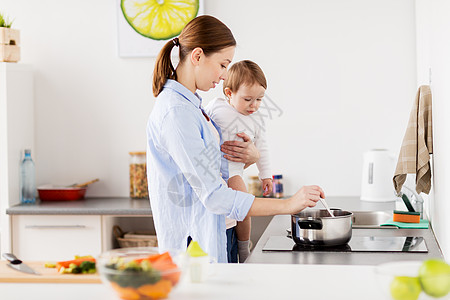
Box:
[291,209,353,246]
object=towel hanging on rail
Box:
[393,85,433,195]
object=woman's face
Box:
[195,46,235,92]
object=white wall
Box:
[2,0,416,198]
[0,63,34,255]
[416,0,450,258]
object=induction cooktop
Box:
[262,235,428,253]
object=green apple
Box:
[390,276,422,300]
[419,259,450,298]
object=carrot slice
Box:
[133,252,181,285]
[110,282,141,300]
[56,257,96,271]
[134,252,173,264]
[162,269,181,286]
[153,252,172,263]
[151,260,180,285]
[137,279,172,299]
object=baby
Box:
[205,60,272,263]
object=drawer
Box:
[12,215,102,261]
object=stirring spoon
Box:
[319,198,335,218]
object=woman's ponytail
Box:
[152,39,178,97]
[152,16,236,98]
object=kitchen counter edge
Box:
[5,197,152,216]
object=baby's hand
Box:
[262,178,273,196]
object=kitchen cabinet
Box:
[11,215,102,261]
[6,198,273,260]
[7,198,155,260]
[0,63,34,256]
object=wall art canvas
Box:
[117,0,204,57]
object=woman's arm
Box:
[247,185,325,216]
[221,132,260,168]
[160,107,254,221]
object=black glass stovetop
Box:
[262,235,428,253]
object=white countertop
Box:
[1,263,383,300]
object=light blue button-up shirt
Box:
[146,79,255,263]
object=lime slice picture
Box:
[121,0,200,40]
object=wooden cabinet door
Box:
[12,215,102,261]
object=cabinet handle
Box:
[25,225,87,229]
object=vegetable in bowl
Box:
[98,247,183,300]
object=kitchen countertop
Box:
[6,198,152,216]
[0,263,382,300]
[2,196,444,299]
[5,195,395,216]
[6,197,443,265]
[6,196,444,266]
[246,197,444,265]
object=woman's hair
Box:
[223,60,267,96]
[152,15,236,97]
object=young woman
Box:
[147,15,325,263]
[205,60,274,263]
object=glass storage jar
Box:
[129,152,149,199]
[248,175,262,197]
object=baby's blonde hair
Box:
[223,60,267,96]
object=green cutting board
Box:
[381,218,429,229]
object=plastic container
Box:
[129,152,149,199]
[272,174,284,198]
[188,255,210,283]
[248,175,262,196]
[98,247,185,300]
[20,149,36,204]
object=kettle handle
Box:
[368,162,373,184]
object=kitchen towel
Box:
[393,85,433,195]
[381,219,429,229]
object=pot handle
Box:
[298,219,323,230]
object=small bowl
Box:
[98,247,185,300]
[375,261,450,300]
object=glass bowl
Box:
[375,261,450,300]
[98,247,184,300]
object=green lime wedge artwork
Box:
[121,0,199,40]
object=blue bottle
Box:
[272,174,284,198]
[20,149,36,204]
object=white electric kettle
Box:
[360,149,397,202]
